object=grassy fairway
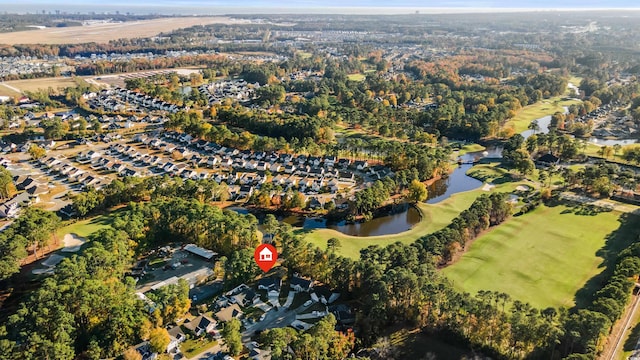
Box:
[57,214,113,238]
[456,143,486,157]
[505,98,582,134]
[442,204,640,309]
[302,182,522,259]
[583,143,640,165]
[347,73,366,81]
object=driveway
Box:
[282,291,295,309]
[188,341,225,360]
[241,301,314,342]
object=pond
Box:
[297,204,422,237]
[521,106,569,139]
[588,137,639,146]
[426,163,484,204]
[424,147,499,204]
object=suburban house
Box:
[0,192,31,218]
[330,304,356,326]
[230,288,259,307]
[354,160,369,170]
[183,314,216,337]
[338,171,355,182]
[258,277,282,297]
[249,347,272,360]
[215,303,244,323]
[324,155,337,167]
[311,285,340,305]
[167,326,186,353]
[290,275,313,293]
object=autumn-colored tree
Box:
[123,348,143,360]
[407,179,428,203]
[149,327,170,354]
[27,144,46,160]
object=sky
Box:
[0,0,639,14]
[3,0,636,7]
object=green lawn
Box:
[302,181,523,259]
[466,162,515,184]
[297,51,312,59]
[347,73,366,81]
[456,143,486,157]
[583,143,640,165]
[180,337,217,358]
[505,97,582,134]
[57,214,113,238]
[442,204,640,309]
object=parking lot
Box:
[136,247,216,293]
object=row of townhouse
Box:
[198,79,260,105]
[146,131,368,176]
[38,156,110,190]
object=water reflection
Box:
[323,206,423,236]
[426,163,483,204]
[588,138,639,146]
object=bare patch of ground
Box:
[0,17,248,44]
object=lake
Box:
[320,205,422,237]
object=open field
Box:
[347,73,366,81]
[56,214,113,239]
[442,204,640,309]
[302,181,523,259]
[505,97,582,134]
[0,83,22,97]
[0,17,247,45]
[2,77,79,95]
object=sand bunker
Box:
[32,268,55,275]
[40,254,65,267]
[61,233,86,253]
[482,183,495,191]
[33,253,65,274]
[516,185,532,192]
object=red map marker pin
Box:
[254,244,278,272]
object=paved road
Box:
[241,302,313,342]
[606,293,640,360]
